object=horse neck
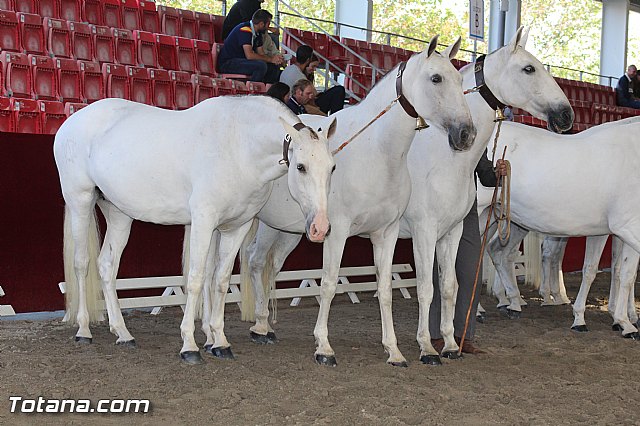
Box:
[347,71,417,158]
[460,63,503,165]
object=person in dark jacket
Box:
[286,79,316,115]
[430,150,507,355]
[615,65,640,108]
[222,0,263,40]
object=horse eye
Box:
[297,164,306,173]
[431,74,442,83]
[523,65,535,74]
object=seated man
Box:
[615,65,640,109]
[217,9,283,83]
[286,79,322,116]
[221,0,264,41]
[280,45,345,115]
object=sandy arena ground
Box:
[1,271,639,425]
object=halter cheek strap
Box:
[396,61,419,119]
[280,122,307,167]
[474,55,507,112]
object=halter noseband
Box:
[280,122,307,167]
[474,54,507,112]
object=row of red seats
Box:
[0,1,223,42]
[0,11,243,76]
[0,52,266,107]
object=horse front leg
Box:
[96,200,135,346]
[207,220,255,360]
[435,224,463,358]
[571,235,609,332]
[409,221,439,365]
[314,223,348,367]
[371,221,407,367]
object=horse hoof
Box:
[476,313,486,324]
[497,305,508,313]
[420,355,442,366]
[315,354,337,367]
[116,339,137,348]
[441,351,462,360]
[388,360,408,368]
[571,325,589,332]
[250,331,278,345]
[180,351,204,365]
[75,336,92,344]
[612,324,624,332]
[203,344,213,354]
[623,332,640,340]
[507,309,521,319]
[210,346,235,360]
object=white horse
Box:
[483,117,640,339]
[54,96,336,364]
[237,36,476,367]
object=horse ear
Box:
[442,36,462,60]
[279,117,301,144]
[323,117,337,140]
[507,26,525,52]
[518,27,530,49]
[426,35,439,58]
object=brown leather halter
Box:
[395,61,420,119]
[474,54,507,111]
[280,122,307,167]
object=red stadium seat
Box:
[176,36,195,73]
[178,8,196,39]
[14,0,35,14]
[121,0,141,31]
[211,14,224,43]
[69,21,93,61]
[192,73,215,103]
[344,64,372,101]
[2,52,32,98]
[128,65,151,104]
[103,62,129,99]
[112,28,136,66]
[341,37,360,66]
[38,100,65,134]
[0,0,11,11]
[193,39,214,76]
[233,80,249,95]
[0,10,20,53]
[134,30,157,68]
[37,0,59,18]
[138,0,159,34]
[196,12,214,44]
[93,25,115,64]
[246,81,266,94]
[12,98,40,133]
[103,0,122,29]
[156,34,177,70]
[44,17,72,59]
[158,5,179,36]
[56,57,82,103]
[382,44,398,71]
[64,101,88,117]
[211,43,249,80]
[78,60,104,103]
[172,70,193,110]
[18,12,45,55]
[150,67,172,108]
[369,42,384,71]
[82,0,102,26]
[59,0,80,22]
[212,77,235,96]
[0,96,15,132]
[30,54,57,100]
[356,39,372,66]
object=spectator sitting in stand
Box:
[280,46,345,115]
[222,0,263,40]
[266,82,291,104]
[217,9,284,83]
[286,79,323,116]
[615,65,640,109]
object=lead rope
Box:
[458,110,511,356]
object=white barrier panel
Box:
[0,285,16,316]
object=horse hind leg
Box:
[610,243,640,338]
[96,200,136,346]
[201,229,220,352]
[371,221,408,367]
[570,237,607,332]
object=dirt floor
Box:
[1,271,640,425]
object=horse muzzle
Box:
[306,212,331,243]
[547,105,574,134]
[448,124,477,152]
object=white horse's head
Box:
[484,26,574,133]
[280,117,337,243]
[403,35,476,151]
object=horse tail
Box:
[240,219,259,321]
[524,232,542,289]
[63,205,103,323]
